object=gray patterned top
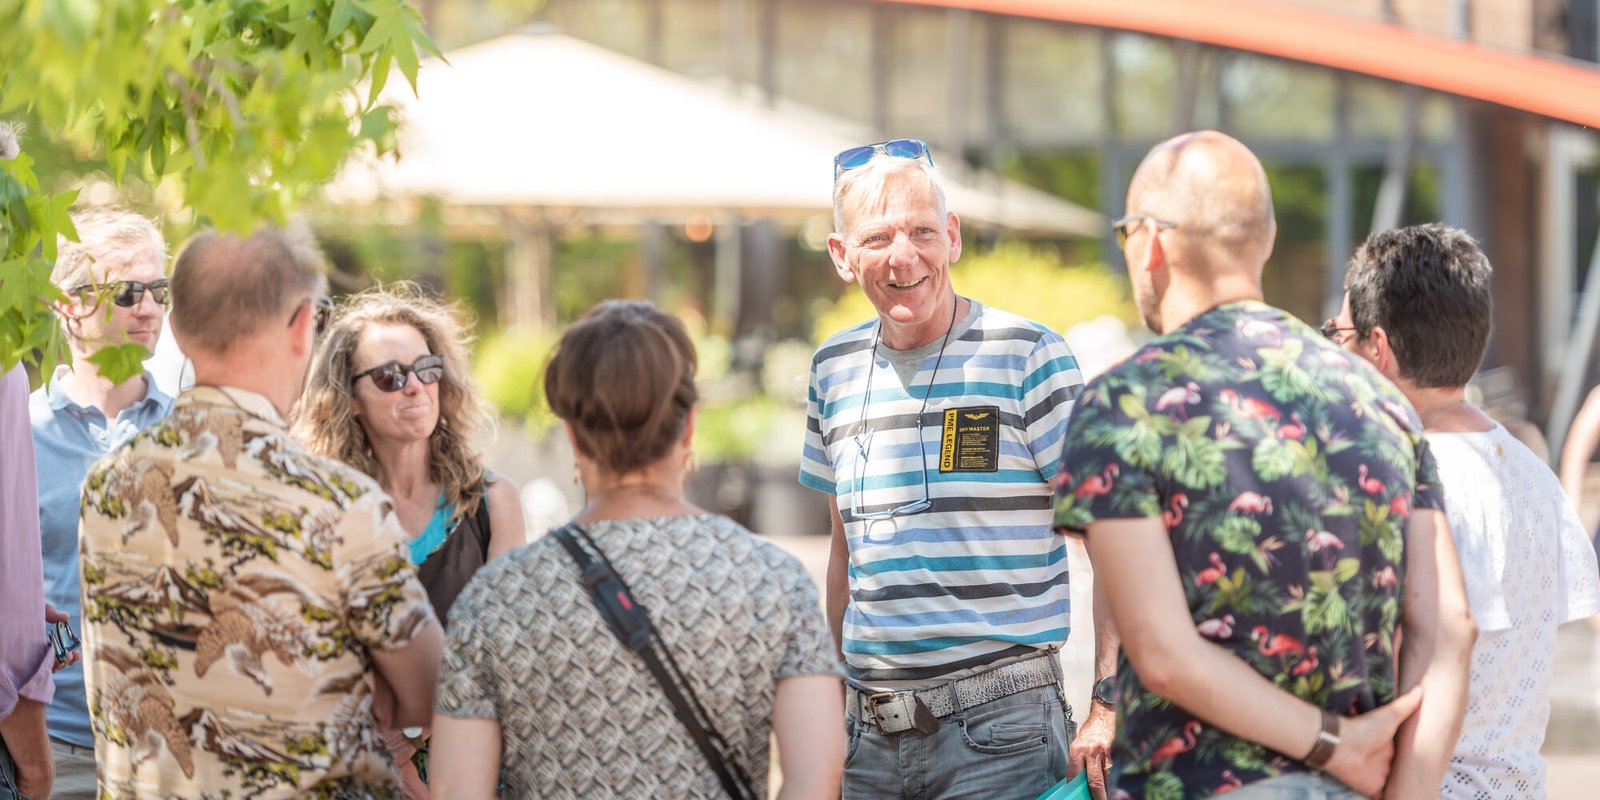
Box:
[435,514,840,798]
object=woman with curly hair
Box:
[295,283,525,622]
[293,284,526,798]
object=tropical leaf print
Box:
[1143,771,1186,800]
[1155,345,1219,383]
[1163,416,1229,489]
[1258,338,1320,402]
[1054,302,1440,798]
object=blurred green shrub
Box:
[694,395,805,464]
[810,242,1136,342]
[474,329,560,432]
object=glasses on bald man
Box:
[1111,215,1179,248]
[288,296,334,338]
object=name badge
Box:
[939,406,1000,473]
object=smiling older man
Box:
[799,139,1116,799]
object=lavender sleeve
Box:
[0,365,53,721]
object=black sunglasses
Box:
[71,278,169,308]
[833,139,935,180]
[1111,215,1179,248]
[1320,319,1360,342]
[353,354,445,393]
[47,619,80,665]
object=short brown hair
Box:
[170,226,327,354]
[544,301,698,474]
[1345,223,1493,389]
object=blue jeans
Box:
[0,734,26,800]
[1224,772,1364,799]
[843,683,1075,800]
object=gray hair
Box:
[832,156,949,237]
[52,210,168,293]
[170,225,328,354]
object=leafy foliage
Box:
[0,0,440,377]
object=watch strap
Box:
[1303,708,1341,769]
[1092,675,1116,706]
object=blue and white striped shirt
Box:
[800,300,1085,683]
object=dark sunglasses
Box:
[47,619,80,665]
[833,139,935,180]
[1111,215,1179,248]
[353,354,445,393]
[288,296,334,337]
[71,278,169,308]
[1320,319,1360,341]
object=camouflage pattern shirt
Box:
[78,386,436,800]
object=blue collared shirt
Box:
[29,367,174,747]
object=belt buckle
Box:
[865,691,906,732]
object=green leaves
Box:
[0,0,443,381]
[86,342,153,381]
[1163,414,1227,489]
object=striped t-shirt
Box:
[800,299,1085,683]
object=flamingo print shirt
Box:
[1053,301,1442,800]
[77,386,437,799]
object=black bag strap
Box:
[549,523,757,800]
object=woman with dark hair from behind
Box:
[428,300,845,800]
[293,283,526,797]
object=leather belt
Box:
[846,650,1061,735]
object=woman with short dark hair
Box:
[429,300,844,800]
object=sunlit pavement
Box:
[762,533,1600,796]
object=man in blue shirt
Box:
[29,210,175,799]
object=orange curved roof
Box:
[879,0,1600,128]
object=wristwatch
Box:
[1092,675,1116,707]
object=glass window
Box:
[1221,53,1335,141]
[1000,20,1102,144]
[1260,163,1328,325]
[1112,34,1177,139]
[1347,78,1452,143]
[884,6,953,140]
[661,0,728,80]
[772,1,873,124]
[548,0,653,62]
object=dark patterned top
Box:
[435,514,840,799]
[77,386,437,799]
[1053,302,1443,800]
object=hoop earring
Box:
[684,450,700,475]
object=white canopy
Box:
[328,28,1102,236]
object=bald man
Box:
[1053,131,1475,799]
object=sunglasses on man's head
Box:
[833,139,935,180]
[353,354,445,393]
[71,278,169,308]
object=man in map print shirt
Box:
[800,138,1118,799]
[1054,131,1476,800]
[76,227,444,799]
